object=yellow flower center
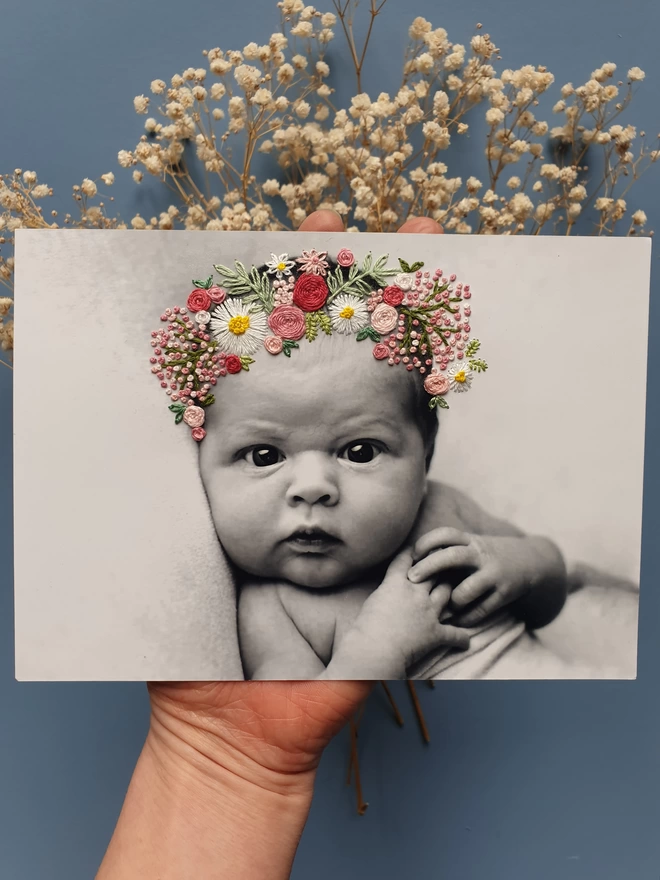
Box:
[228,315,250,336]
[339,306,355,320]
[277,261,287,271]
[454,369,467,383]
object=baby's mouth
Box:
[285,527,341,553]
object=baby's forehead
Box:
[213,332,419,427]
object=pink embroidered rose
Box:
[370,303,398,334]
[336,248,354,267]
[382,285,404,307]
[225,355,242,374]
[187,288,212,312]
[293,274,328,311]
[424,372,450,396]
[183,405,205,428]
[372,343,390,360]
[191,427,207,442]
[267,304,306,339]
[264,335,284,354]
[208,286,226,304]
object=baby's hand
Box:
[353,548,470,676]
[408,528,563,627]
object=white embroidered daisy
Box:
[448,362,473,392]
[210,297,269,355]
[394,272,414,291]
[329,294,369,334]
[265,253,295,279]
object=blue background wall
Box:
[1,1,659,876]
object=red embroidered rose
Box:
[187,288,212,312]
[382,285,404,307]
[225,355,242,374]
[372,343,390,360]
[267,304,306,339]
[292,274,328,311]
[191,427,207,442]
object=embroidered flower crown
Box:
[149,247,487,441]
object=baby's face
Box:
[199,333,428,588]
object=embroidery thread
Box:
[149,249,487,441]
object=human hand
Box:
[148,209,445,791]
[351,546,470,678]
[408,527,565,627]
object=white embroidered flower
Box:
[210,298,268,355]
[394,272,414,291]
[194,310,211,324]
[266,253,295,278]
[448,362,473,392]
[329,294,369,334]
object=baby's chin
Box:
[261,555,371,590]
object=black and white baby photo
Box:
[13,230,650,681]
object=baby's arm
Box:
[409,481,568,629]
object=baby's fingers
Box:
[430,583,452,613]
[384,547,415,580]
[435,622,470,651]
[451,570,494,607]
[408,545,474,583]
[411,527,471,562]
[455,591,504,627]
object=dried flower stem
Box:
[406,680,431,743]
[348,716,369,814]
[333,0,388,94]
[380,680,405,726]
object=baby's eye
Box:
[339,441,383,464]
[243,445,285,467]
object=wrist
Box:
[97,726,313,880]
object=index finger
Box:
[412,527,471,562]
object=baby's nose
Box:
[285,453,339,507]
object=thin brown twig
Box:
[349,717,368,815]
[380,680,405,726]
[406,680,431,744]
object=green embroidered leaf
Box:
[174,411,184,424]
[465,339,481,358]
[305,312,319,342]
[429,396,449,410]
[212,262,274,309]
[356,326,380,342]
[200,394,215,407]
[398,258,412,273]
[469,358,488,373]
[192,276,213,289]
[409,261,424,272]
[361,252,373,275]
[168,403,186,414]
[282,340,299,358]
[317,311,332,335]
[240,356,255,371]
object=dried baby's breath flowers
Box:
[1,0,657,365]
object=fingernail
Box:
[408,570,420,583]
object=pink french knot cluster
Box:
[150,248,487,441]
